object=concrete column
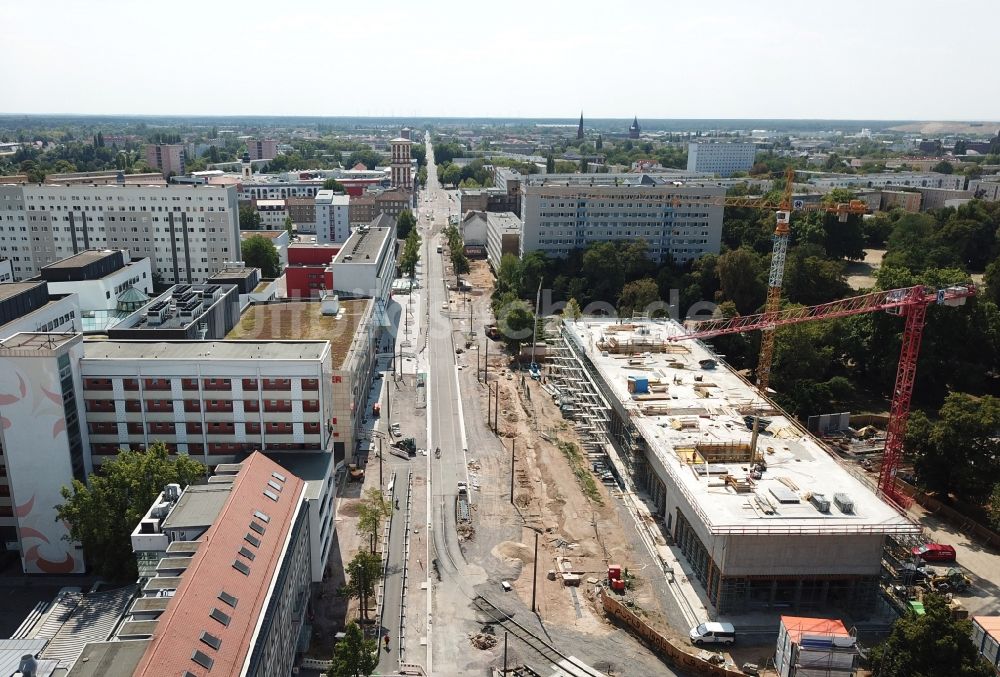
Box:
[793,579,803,610]
[768,580,778,607]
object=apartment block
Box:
[330,215,396,306]
[144,144,186,178]
[117,452,312,676]
[286,196,316,229]
[801,170,967,191]
[79,339,334,465]
[247,138,279,161]
[687,142,757,177]
[519,174,724,263]
[485,211,522,271]
[0,183,241,284]
[880,190,922,212]
[314,190,350,245]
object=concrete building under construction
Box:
[553,318,919,615]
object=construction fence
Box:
[599,589,749,677]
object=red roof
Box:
[780,616,850,644]
[134,452,305,676]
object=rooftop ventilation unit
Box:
[809,492,831,513]
[833,492,855,514]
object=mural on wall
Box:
[0,356,84,574]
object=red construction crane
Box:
[667,283,976,505]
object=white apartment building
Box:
[0,183,241,284]
[330,219,396,305]
[0,258,11,283]
[519,175,724,263]
[314,190,351,244]
[800,171,967,191]
[687,142,757,177]
[485,211,522,271]
[970,177,1000,202]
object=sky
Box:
[3,0,997,120]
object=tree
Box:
[284,215,294,239]
[618,278,660,317]
[323,178,347,192]
[907,392,1000,502]
[439,163,461,186]
[399,228,421,279]
[239,203,261,230]
[869,594,992,677]
[563,297,582,322]
[396,209,416,240]
[56,443,205,579]
[451,248,470,286]
[783,245,850,306]
[328,621,378,677]
[416,166,428,187]
[988,483,1000,531]
[932,160,955,174]
[357,488,392,552]
[340,550,383,622]
[545,154,555,173]
[716,248,766,314]
[242,235,281,278]
[495,294,535,354]
[985,257,1000,307]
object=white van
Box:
[689,622,736,646]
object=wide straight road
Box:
[417,134,489,675]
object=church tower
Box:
[629,116,641,139]
[577,112,584,140]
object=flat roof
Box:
[160,483,245,530]
[264,451,334,501]
[226,300,368,368]
[134,453,306,677]
[209,266,258,280]
[66,640,151,677]
[83,339,330,361]
[41,249,117,269]
[332,226,392,265]
[0,280,44,302]
[563,319,918,536]
[241,230,285,239]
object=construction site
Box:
[552,318,921,617]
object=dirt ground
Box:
[476,349,665,633]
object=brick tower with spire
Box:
[577,112,584,140]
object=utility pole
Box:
[503,632,508,675]
[487,385,492,429]
[531,531,539,612]
[510,439,515,505]
[484,339,489,382]
[494,383,499,435]
[378,436,383,489]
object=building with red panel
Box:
[284,243,340,299]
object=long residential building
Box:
[557,318,919,615]
[519,174,724,263]
[687,142,757,177]
[0,183,241,284]
[799,170,967,191]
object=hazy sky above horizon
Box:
[4,0,997,120]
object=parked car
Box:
[689,622,736,646]
[912,543,957,563]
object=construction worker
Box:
[384,634,390,650]
[395,498,400,510]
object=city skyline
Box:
[5,0,999,120]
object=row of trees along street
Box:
[491,188,1000,528]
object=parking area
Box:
[910,504,1000,616]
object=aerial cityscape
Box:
[1,2,999,677]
